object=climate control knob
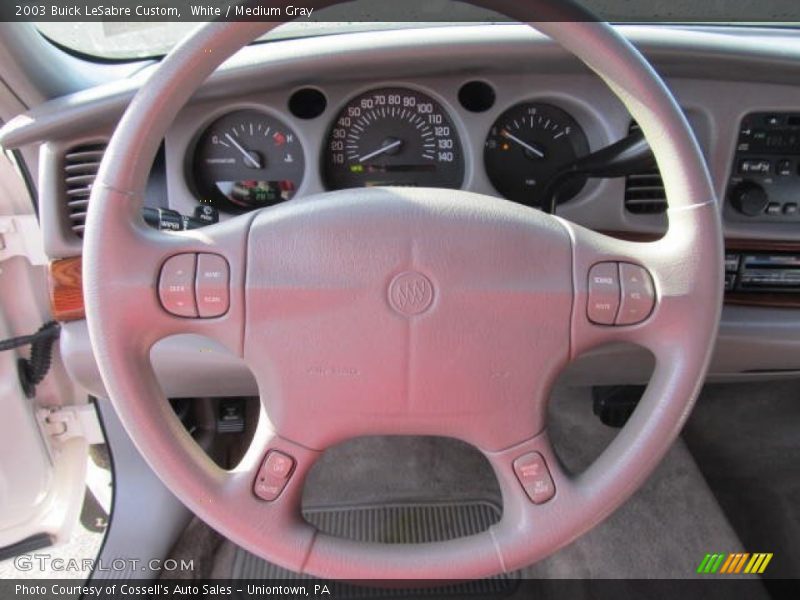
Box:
[729,181,769,216]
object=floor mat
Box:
[178,387,756,586]
[228,501,517,598]
[683,380,800,580]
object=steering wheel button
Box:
[196,253,230,318]
[617,263,655,325]
[513,452,555,504]
[254,451,295,501]
[158,254,197,317]
[587,262,620,325]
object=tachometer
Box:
[323,88,464,190]
[191,109,304,212]
[484,102,589,207]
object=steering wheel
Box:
[84,0,722,579]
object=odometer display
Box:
[323,88,464,190]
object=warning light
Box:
[502,143,510,151]
[350,165,364,173]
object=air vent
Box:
[624,122,666,214]
[63,143,106,237]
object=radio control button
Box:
[158,254,197,317]
[196,253,230,318]
[783,203,798,216]
[776,159,792,176]
[738,159,770,175]
[617,263,655,326]
[766,202,782,216]
[729,181,769,217]
[587,262,620,325]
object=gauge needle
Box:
[358,139,403,163]
[500,129,545,159]
[225,133,262,168]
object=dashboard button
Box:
[617,263,655,325]
[158,254,197,317]
[513,452,555,504]
[738,159,770,175]
[587,262,620,325]
[254,450,295,501]
[725,254,740,273]
[766,202,782,215]
[784,203,798,216]
[776,159,792,176]
[195,253,229,318]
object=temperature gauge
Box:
[191,109,304,212]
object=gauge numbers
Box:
[191,109,304,213]
[323,88,464,190]
[484,102,589,207]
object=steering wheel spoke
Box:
[84,188,254,353]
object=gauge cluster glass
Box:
[484,102,589,207]
[323,87,465,190]
[186,94,593,214]
[190,109,304,213]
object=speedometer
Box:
[323,88,464,190]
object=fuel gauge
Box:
[191,109,304,212]
[484,102,589,207]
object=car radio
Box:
[726,112,800,222]
[726,251,800,294]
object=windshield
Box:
[33,0,800,61]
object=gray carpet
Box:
[522,387,746,579]
[683,380,800,580]
[165,385,763,588]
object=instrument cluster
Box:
[186,84,591,213]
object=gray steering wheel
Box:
[84,0,723,579]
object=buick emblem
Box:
[388,271,434,316]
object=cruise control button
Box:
[254,450,295,501]
[513,452,555,504]
[617,263,655,325]
[587,262,620,325]
[158,254,197,317]
[196,253,230,318]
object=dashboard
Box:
[3,23,800,397]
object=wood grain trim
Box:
[49,257,84,322]
[725,293,800,309]
[725,238,800,253]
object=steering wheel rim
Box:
[84,1,723,580]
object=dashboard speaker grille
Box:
[624,122,666,214]
[63,143,106,238]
